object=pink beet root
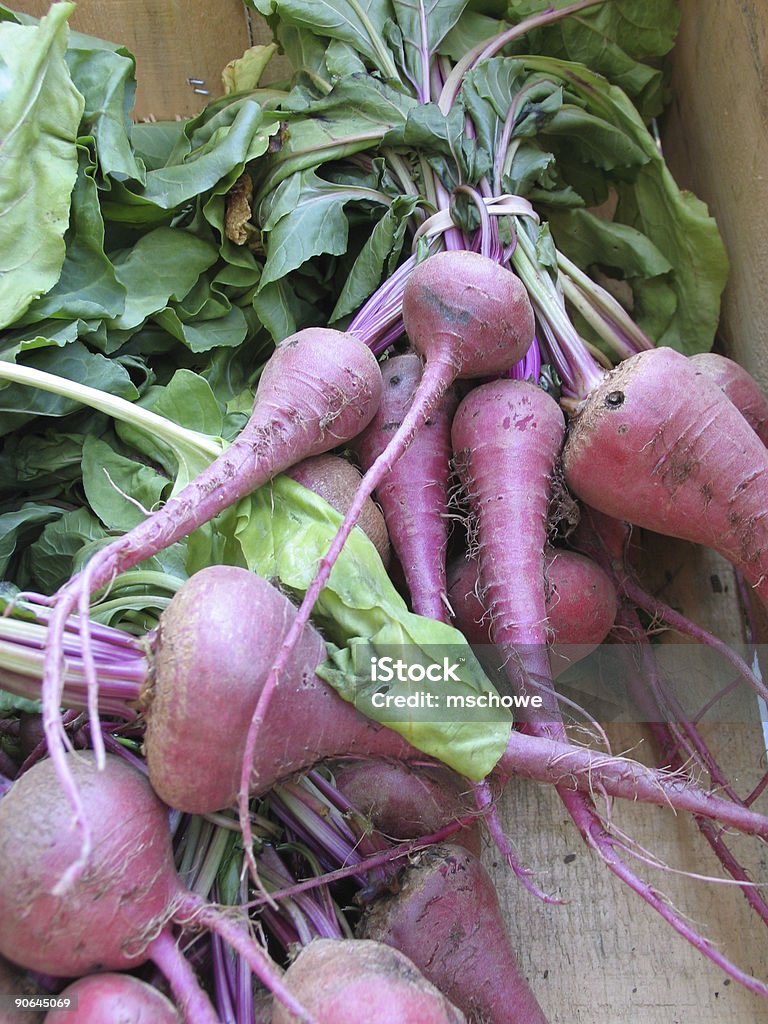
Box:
[41,327,383,862]
[0,756,180,978]
[234,250,535,872]
[332,760,481,856]
[353,351,459,621]
[144,566,414,812]
[360,843,547,1024]
[447,546,617,677]
[563,347,768,607]
[690,351,768,444]
[44,974,181,1023]
[401,251,535,379]
[271,939,467,1024]
[0,753,315,1024]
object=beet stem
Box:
[184,895,318,1024]
[147,928,221,1024]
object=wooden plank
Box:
[13,1,253,119]
[662,0,768,389]
[485,545,768,1023]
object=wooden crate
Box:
[11,2,768,1020]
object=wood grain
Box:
[14,1,254,119]
[662,0,768,391]
[483,541,768,1023]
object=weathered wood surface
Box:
[663,0,768,390]
[10,2,768,1019]
[486,540,768,1023]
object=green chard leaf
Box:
[0,429,86,498]
[64,36,145,184]
[511,0,680,120]
[254,74,416,196]
[0,3,84,328]
[0,342,138,436]
[391,0,470,99]
[521,56,728,352]
[14,143,127,327]
[330,194,422,321]
[249,0,401,82]
[252,279,318,342]
[107,227,219,334]
[113,368,224,493]
[101,95,279,224]
[0,503,65,578]
[81,435,169,533]
[235,476,512,780]
[26,506,106,594]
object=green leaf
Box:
[252,279,316,342]
[27,506,106,593]
[324,38,369,77]
[542,103,649,171]
[236,476,512,780]
[503,143,583,207]
[394,101,481,186]
[252,0,400,81]
[0,503,64,577]
[0,318,96,363]
[391,0,469,98]
[131,120,187,170]
[255,75,415,194]
[81,435,169,532]
[0,690,42,716]
[259,169,390,287]
[64,38,144,183]
[271,21,331,82]
[522,56,728,352]
[114,369,224,492]
[15,143,126,325]
[153,304,249,354]
[0,342,138,435]
[101,96,279,223]
[441,9,510,62]
[515,0,680,118]
[0,3,84,328]
[545,207,672,279]
[330,194,421,321]
[109,227,219,332]
[222,43,279,94]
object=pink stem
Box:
[498,728,768,840]
[147,928,221,1024]
[621,576,768,703]
[580,510,768,922]
[181,895,317,1024]
[473,778,563,904]
[555,783,768,997]
[613,611,768,926]
[245,816,479,908]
